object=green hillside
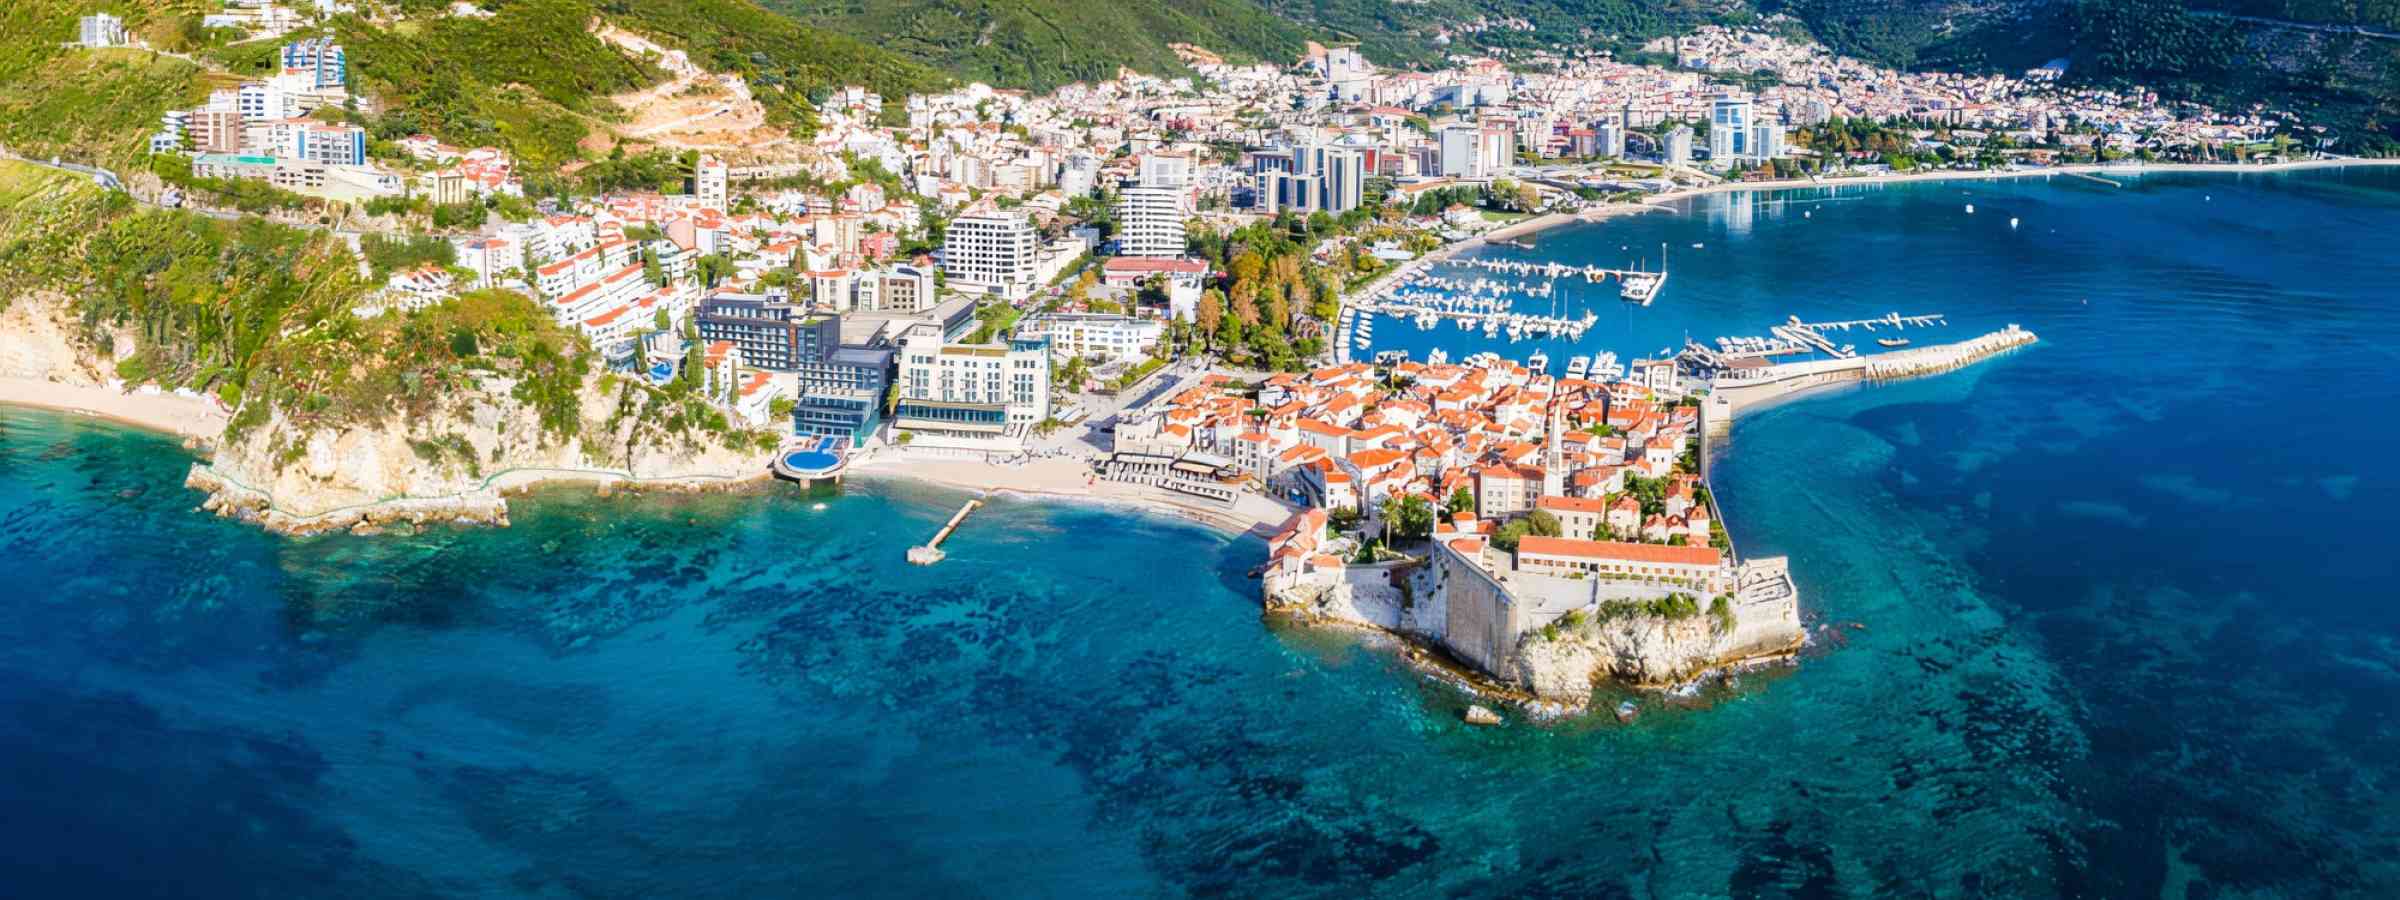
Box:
[323,0,949,169]
[765,0,1315,90]
[1773,0,2400,147]
[0,0,948,174]
[0,2,218,169]
[1273,0,1748,66]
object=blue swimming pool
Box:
[778,436,842,475]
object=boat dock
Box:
[1683,312,1947,367]
[1862,325,2038,379]
[907,498,982,565]
[1701,325,2038,414]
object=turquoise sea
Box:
[5,167,2398,897]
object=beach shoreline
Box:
[1489,156,2400,241]
[844,454,1298,540]
[0,377,228,442]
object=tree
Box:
[695,254,734,289]
[1194,289,1225,346]
[1492,519,1531,552]
[1381,494,1436,542]
[1446,486,1476,516]
[1527,509,1561,538]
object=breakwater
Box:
[1712,325,2038,415]
[1863,325,2039,379]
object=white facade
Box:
[1021,313,1161,362]
[1298,145,1364,213]
[942,212,1039,300]
[1438,126,1477,178]
[695,155,728,208]
[1664,125,1694,166]
[1115,185,1186,258]
[1596,122,1625,159]
[1136,153,1191,191]
[896,328,1053,430]
[1707,95,1779,163]
[79,14,128,48]
[1477,124,1514,176]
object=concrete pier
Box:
[1860,324,2037,380]
[909,498,982,565]
[1708,325,2038,415]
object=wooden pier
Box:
[908,498,982,565]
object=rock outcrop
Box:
[0,291,132,383]
[1502,599,1806,699]
[192,377,773,535]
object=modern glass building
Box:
[696,294,891,446]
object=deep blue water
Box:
[5,168,2399,898]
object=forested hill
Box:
[1771,0,2400,146]
[0,0,950,173]
[759,0,1316,90]
[767,0,1746,90]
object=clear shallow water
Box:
[5,168,2398,898]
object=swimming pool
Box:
[777,436,843,476]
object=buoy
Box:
[1803,210,1811,218]
[1964,203,1975,214]
[2009,217,2019,229]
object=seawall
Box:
[1712,325,2038,416]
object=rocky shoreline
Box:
[1266,570,1805,717]
[184,462,777,536]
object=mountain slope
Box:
[765,0,1315,90]
[328,0,949,169]
[0,0,950,173]
[0,1,215,169]
[1772,0,2400,145]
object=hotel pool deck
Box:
[772,436,846,481]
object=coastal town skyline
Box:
[4,1,2399,895]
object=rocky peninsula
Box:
[1,292,772,537]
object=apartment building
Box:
[695,293,893,445]
[941,212,1039,300]
[1115,185,1186,257]
[1017,313,1161,362]
[894,328,1052,436]
[281,38,346,89]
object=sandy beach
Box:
[0,377,228,440]
[845,453,1301,540]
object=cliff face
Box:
[192,376,771,534]
[1502,598,1806,699]
[0,292,133,384]
[3,282,775,534]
